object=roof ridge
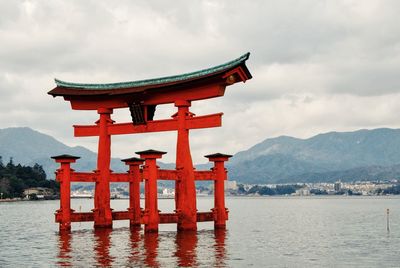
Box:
[54,52,250,90]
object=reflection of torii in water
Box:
[49,53,252,232]
[57,229,228,267]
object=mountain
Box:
[0,127,126,179]
[290,164,400,182]
[2,127,400,184]
[228,128,400,183]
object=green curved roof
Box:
[55,52,250,90]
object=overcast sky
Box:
[1,0,400,163]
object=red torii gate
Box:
[48,53,252,232]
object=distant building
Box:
[295,188,310,196]
[24,187,54,199]
[208,180,238,192]
[162,188,175,196]
[225,180,238,191]
[71,190,93,198]
[334,181,342,192]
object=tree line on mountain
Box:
[237,184,301,195]
[0,156,59,198]
[236,183,400,196]
[382,185,400,194]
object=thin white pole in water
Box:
[387,208,390,232]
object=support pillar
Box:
[205,153,232,229]
[137,149,166,233]
[174,100,197,231]
[52,154,80,232]
[122,157,144,229]
[94,108,113,228]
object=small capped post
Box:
[122,157,144,229]
[51,154,80,232]
[205,153,232,229]
[136,149,166,233]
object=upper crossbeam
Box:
[74,113,223,137]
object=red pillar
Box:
[205,153,232,229]
[94,108,113,228]
[175,100,197,231]
[122,157,144,229]
[52,154,80,232]
[137,149,166,233]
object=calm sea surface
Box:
[1,196,399,267]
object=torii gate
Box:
[48,53,252,232]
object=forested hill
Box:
[0,158,57,198]
[0,127,126,179]
[228,128,400,183]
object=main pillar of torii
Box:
[48,53,252,231]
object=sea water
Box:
[0,196,399,267]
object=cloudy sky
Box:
[1,0,400,163]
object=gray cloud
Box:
[1,0,400,164]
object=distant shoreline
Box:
[0,198,24,203]
[2,195,400,204]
